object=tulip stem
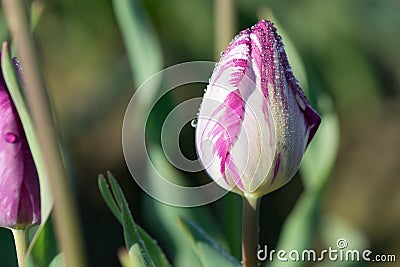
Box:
[242,195,261,267]
[214,0,236,60]
[12,229,28,267]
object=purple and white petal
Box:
[196,20,321,197]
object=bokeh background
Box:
[0,0,399,266]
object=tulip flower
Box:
[196,20,321,197]
[196,19,321,267]
[0,55,41,230]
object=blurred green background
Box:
[0,0,399,266]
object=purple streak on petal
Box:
[208,90,244,190]
[252,20,321,145]
[270,153,281,185]
[211,29,251,90]
[250,20,278,99]
[225,153,243,190]
[199,30,254,190]
[262,102,273,149]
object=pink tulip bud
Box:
[196,20,321,197]
[0,55,40,229]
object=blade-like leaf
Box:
[106,172,125,210]
[30,1,45,32]
[300,95,340,191]
[98,172,171,267]
[0,13,7,41]
[48,253,65,267]
[112,0,163,89]
[267,192,321,267]
[106,172,154,267]
[314,214,368,267]
[217,193,241,259]
[25,216,58,267]
[137,225,171,267]
[178,217,241,267]
[144,145,227,267]
[128,244,147,267]
[98,174,122,224]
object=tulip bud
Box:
[0,55,41,229]
[196,20,321,197]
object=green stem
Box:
[214,0,236,60]
[12,229,28,267]
[242,195,261,267]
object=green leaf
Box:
[144,145,227,267]
[106,172,125,210]
[217,193,241,259]
[48,253,65,267]
[25,215,59,267]
[1,42,53,226]
[137,226,171,267]
[112,0,163,90]
[98,174,122,224]
[98,172,172,267]
[314,214,368,267]
[300,94,340,191]
[105,173,154,266]
[0,12,8,42]
[128,244,147,267]
[178,217,241,267]
[121,204,138,249]
[267,193,321,267]
[30,1,45,32]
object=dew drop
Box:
[5,133,18,143]
[191,118,198,128]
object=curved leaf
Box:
[98,172,171,267]
[178,217,241,267]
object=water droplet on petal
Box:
[191,118,198,128]
[5,133,18,143]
